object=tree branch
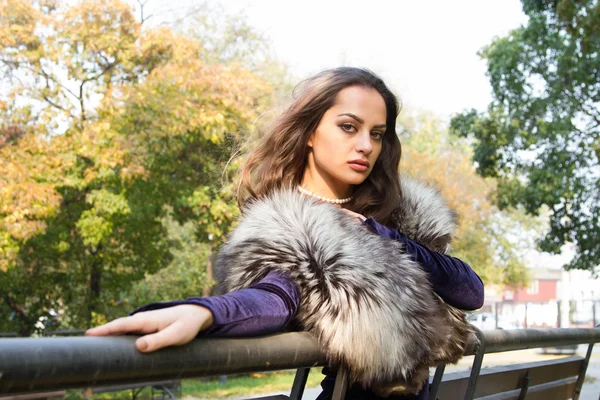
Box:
[38,64,80,102]
[79,81,86,124]
[42,95,68,113]
[136,0,152,24]
[3,294,31,335]
[82,60,118,85]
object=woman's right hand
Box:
[85,304,214,353]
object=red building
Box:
[500,268,562,328]
[511,279,558,302]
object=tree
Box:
[0,0,274,335]
[400,110,532,287]
[450,0,600,273]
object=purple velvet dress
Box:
[132,216,484,400]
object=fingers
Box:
[85,305,206,353]
[85,314,157,337]
[341,208,366,223]
[135,319,191,352]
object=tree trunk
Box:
[203,254,213,297]
[4,295,32,337]
[87,247,103,329]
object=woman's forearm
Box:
[130,270,300,337]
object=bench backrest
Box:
[434,356,584,400]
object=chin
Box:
[341,173,369,186]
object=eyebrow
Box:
[337,113,387,129]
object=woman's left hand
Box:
[341,208,367,224]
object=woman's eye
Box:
[371,132,384,140]
[340,124,356,132]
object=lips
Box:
[348,159,370,172]
[348,159,370,168]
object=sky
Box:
[197,0,528,118]
[136,0,529,118]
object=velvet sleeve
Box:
[362,216,484,311]
[130,270,300,337]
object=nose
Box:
[355,130,373,155]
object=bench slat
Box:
[435,356,583,399]
[474,377,577,400]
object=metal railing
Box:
[0,327,599,398]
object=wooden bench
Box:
[432,356,587,399]
[427,327,596,400]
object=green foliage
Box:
[0,0,279,335]
[124,209,213,309]
[450,0,600,273]
[76,189,131,248]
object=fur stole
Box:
[215,178,475,396]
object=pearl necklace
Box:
[297,186,353,204]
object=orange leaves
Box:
[0,0,284,334]
[0,134,62,236]
[74,122,147,185]
[0,0,41,58]
[0,117,146,269]
[115,34,271,149]
[0,132,63,270]
[57,0,139,62]
[0,182,58,238]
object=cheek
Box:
[314,126,341,154]
[373,143,383,160]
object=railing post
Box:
[517,372,530,400]
[430,363,446,400]
[289,368,310,400]
[572,323,599,400]
[572,342,594,400]
[464,327,485,400]
[331,366,349,400]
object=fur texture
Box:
[216,177,475,396]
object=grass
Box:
[64,368,324,399]
[182,368,324,399]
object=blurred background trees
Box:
[0,0,273,335]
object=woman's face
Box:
[305,85,387,195]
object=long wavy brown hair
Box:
[238,67,402,224]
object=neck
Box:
[302,164,351,200]
[300,153,352,199]
[297,186,352,205]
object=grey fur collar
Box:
[216,177,473,395]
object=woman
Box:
[86,67,484,399]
